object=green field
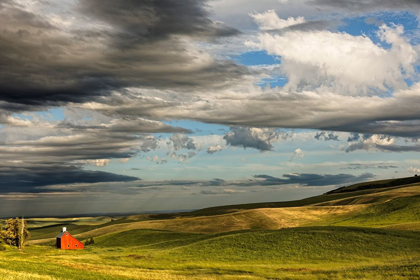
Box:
[1,178,420,279]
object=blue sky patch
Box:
[233,51,279,66]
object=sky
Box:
[1,0,420,217]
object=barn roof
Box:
[56,231,67,238]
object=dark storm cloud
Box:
[0,0,246,110]
[79,0,240,41]
[94,86,420,139]
[0,163,139,193]
[314,131,339,141]
[0,170,375,195]
[0,133,158,162]
[253,173,374,187]
[307,0,420,13]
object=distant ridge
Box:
[325,175,420,195]
[183,175,420,217]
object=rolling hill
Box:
[28,176,420,244]
[2,176,419,279]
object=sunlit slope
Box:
[27,215,154,240]
[91,227,420,262]
[5,228,420,280]
[329,195,420,228]
[80,184,420,235]
[166,227,420,263]
[325,176,420,194]
[29,183,420,244]
[187,176,420,217]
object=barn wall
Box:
[59,232,84,250]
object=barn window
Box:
[75,244,77,247]
[67,245,69,248]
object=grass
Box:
[1,227,420,279]
[331,195,420,227]
[27,184,420,246]
[2,181,420,279]
[184,183,414,217]
[326,176,420,194]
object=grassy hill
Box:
[27,181,420,244]
[2,176,420,279]
[92,227,420,263]
[2,227,420,279]
[184,176,420,217]
[325,175,420,194]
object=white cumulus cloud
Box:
[408,166,420,174]
[253,22,417,94]
[207,144,224,154]
[290,148,305,161]
[85,159,111,167]
[251,10,305,30]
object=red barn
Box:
[56,227,84,250]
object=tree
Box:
[0,222,5,251]
[84,237,95,246]
[1,218,30,249]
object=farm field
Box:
[1,179,420,279]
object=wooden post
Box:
[20,216,24,250]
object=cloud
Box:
[0,133,155,162]
[347,133,361,142]
[166,152,189,163]
[375,144,420,152]
[207,144,223,154]
[0,0,247,111]
[84,82,420,139]
[251,10,305,30]
[199,188,246,195]
[0,168,375,195]
[345,134,420,153]
[169,133,199,151]
[253,23,417,94]
[85,159,111,167]
[98,118,192,134]
[118,158,130,164]
[315,131,339,141]
[252,172,374,187]
[308,0,420,14]
[178,154,188,163]
[341,163,398,170]
[147,155,160,164]
[408,166,420,174]
[79,0,240,40]
[224,127,280,151]
[200,190,220,195]
[0,162,139,193]
[346,134,395,152]
[290,148,305,161]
